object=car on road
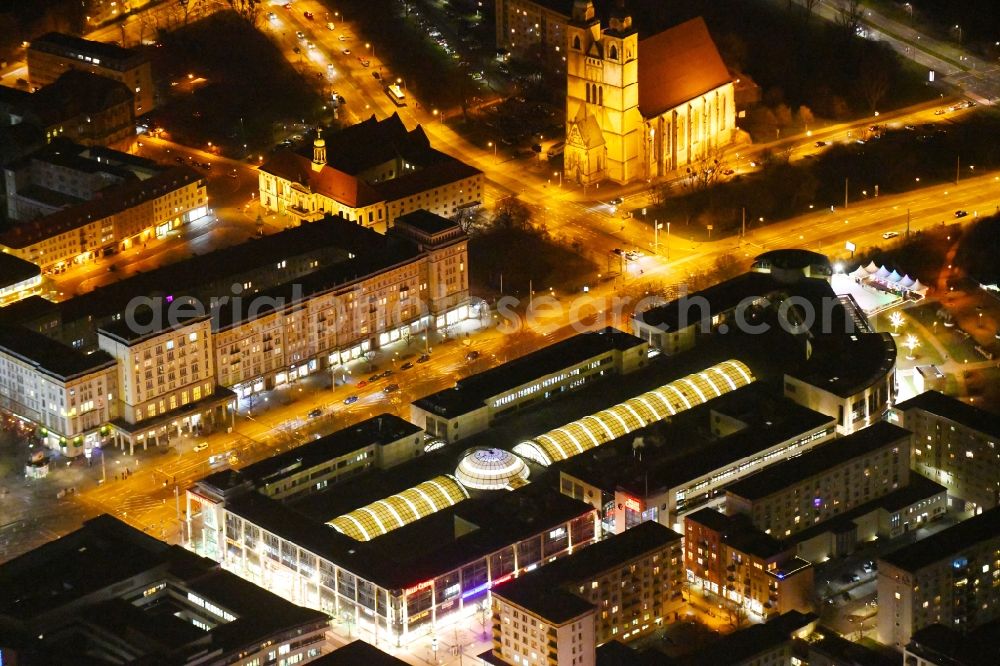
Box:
[955,210,968,218]
[380,370,394,378]
[882,231,899,239]
[722,168,735,175]
[400,361,414,370]
[609,197,624,206]
[326,22,335,30]
[307,41,315,50]
[851,574,861,583]
[308,408,322,418]
[417,354,430,363]
[174,156,184,163]
[303,10,314,20]
[283,2,292,9]
[372,71,381,80]
[384,383,400,393]
[356,380,368,388]
[292,46,301,54]
[367,373,380,382]
[466,350,480,361]
[934,108,946,115]
[344,395,359,405]
[296,30,305,40]
[360,59,370,67]
[612,248,624,255]
[815,140,827,147]
[339,34,347,41]
[342,48,351,55]
[193,442,208,452]
[268,12,277,21]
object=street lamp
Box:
[366,42,374,60]
[953,24,962,43]
[553,171,562,188]
[487,141,497,164]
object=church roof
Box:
[637,17,731,118]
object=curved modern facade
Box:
[514,359,755,466]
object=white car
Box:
[193,441,208,452]
[882,231,899,239]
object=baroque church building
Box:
[564,1,737,185]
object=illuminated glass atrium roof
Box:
[328,474,469,541]
[455,448,530,490]
[513,359,755,466]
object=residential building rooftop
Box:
[495,522,680,622]
[809,627,902,666]
[0,165,202,249]
[413,327,646,417]
[310,641,410,665]
[726,421,911,501]
[0,324,114,380]
[880,505,1000,572]
[0,252,41,288]
[895,390,1000,440]
[223,413,421,488]
[907,621,1000,666]
[29,32,147,68]
[0,514,327,664]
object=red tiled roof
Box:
[637,17,731,118]
[259,151,381,208]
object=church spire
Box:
[312,130,326,170]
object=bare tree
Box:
[178,0,202,26]
[859,56,891,112]
[837,0,864,40]
[802,0,819,22]
[681,150,729,193]
[227,0,261,26]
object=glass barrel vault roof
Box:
[513,359,754,466]
[327,474,469,541]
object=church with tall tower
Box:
[564,0,737,185]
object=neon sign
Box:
[405,580,433,595]
[624,497,642,512]
[461,573,515,600]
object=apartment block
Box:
[684,508,814,621]
[98,313,233,453]
[892,390,1000,512]
[725,421,912,538]
[878,506,1000,649]
[28,32,154,115]
[4,140,159,222]
[484,522,682,665]
[0,325,116,456]
[0,165,206,270]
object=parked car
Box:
[380,370,394,378]
[367,373,380,382]
[383,383,399,393]
[955,210,968,218]
[356,380,368,388]
[465,350,480,361]
[417,354,430,363]
[344,395,359,405]
[308,408,322,418]
[400,361,414,370]
[882,231,899,239]
[193,442,208,452]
